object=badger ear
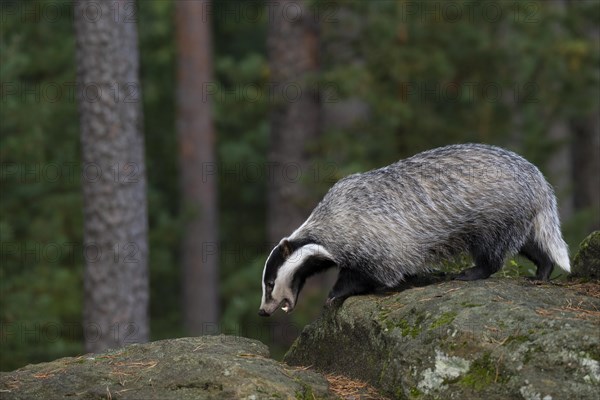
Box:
[281,239,292,258]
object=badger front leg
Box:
[326,268,377,308]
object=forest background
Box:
[1,0,598,371]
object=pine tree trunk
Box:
[571,113,600,231]
[265,0,323,349]
[567,0,600,232]
[74,0,149,353]
[547,119,574,221]
[267,0,320,243]
[175,0,219,334]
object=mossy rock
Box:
[0,335,335,400]
[285,278,600,399]
[572,231,600,280]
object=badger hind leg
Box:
[326,268,377,307]
[519,239,554,281]
[456,245,505,281]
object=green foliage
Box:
[209,0,272,346]
[1,0,83,370]
[320,0,599,169]
[138,0,184,342]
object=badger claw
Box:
[325,296,344,309]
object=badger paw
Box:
[525,276,550,284]
[455,266,492,281]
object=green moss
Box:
[430,311,458,330]
[587,347,600,362]
[396,318,422,338]
[576,231,599,254]
[461,302,483,308]
[458,352,509,391]
[503,335,530,346]
[409,386,423,397]
[294,383,315,399]
[439,255,472,273]
[523,344,543,364]
[378,307,391,322]
[380,308,427,338]
[572,231,600,279]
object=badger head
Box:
[258,238,335,317]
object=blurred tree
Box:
[136,1,184,342]
[566,0,600,232]
[267,0,321,243]
[570,114,600,231]
[74,0,149,352]
[263,0,333,352]
[175,0,219,334]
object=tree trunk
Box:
[547,119,574,221]
[568,0,600,232]
[267,0,320,243]
[175,0,219,334]
[571,113,600,231]
[265,0,323,349]
[74,0,149,352]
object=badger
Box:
[258,144,571,316]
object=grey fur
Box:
[259,144,570,315]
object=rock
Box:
[572,231,600,280]
[284,278,600,400]
[0,335,334,400]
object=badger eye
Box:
[266,281,274,290]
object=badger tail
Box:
[532,196,571,273]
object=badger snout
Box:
[258,301,279,317]
[258,309,270,317]
[258,298,294,317]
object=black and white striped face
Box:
[258,239,335,317]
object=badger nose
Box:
[258,309,270,317]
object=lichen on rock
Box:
[417,350,470,394]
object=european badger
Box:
[259,144,570,316]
